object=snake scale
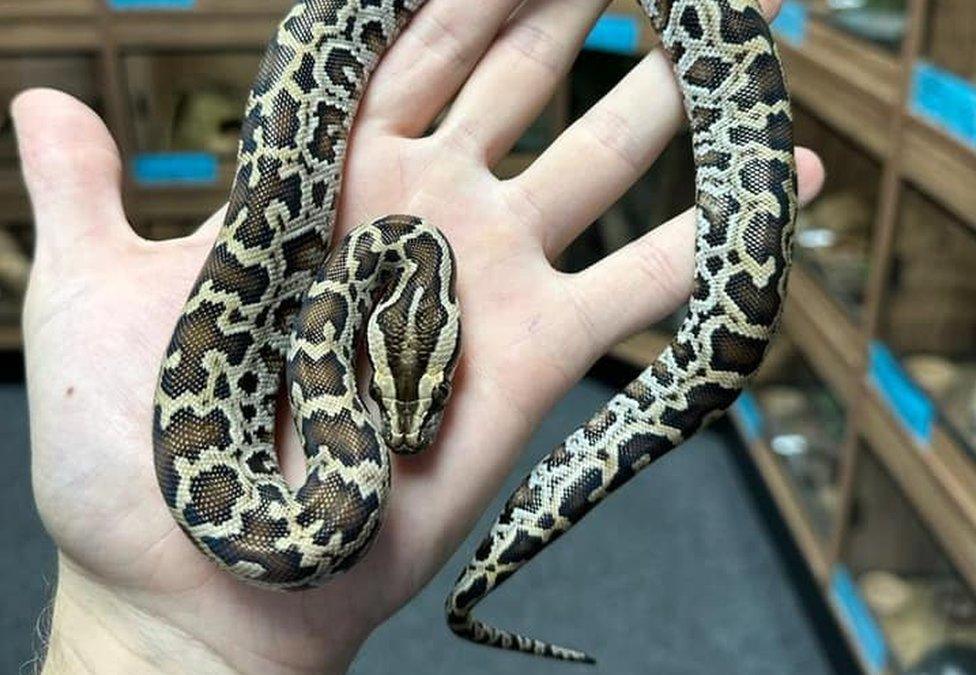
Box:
[153,0,796,664]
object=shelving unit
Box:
[606,1,976,671]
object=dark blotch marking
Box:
[301,409,383,468]
[679,5,704,39]
[291,351,348,399]
[719,4,771,45]
[684,56,732,89]
[497,529,546,566]
[452,575,488,613]
[606,432,669,492]
[726,270,784,329]
[558,468,603,523]
[186,465,244,526]
[710,324,770,376]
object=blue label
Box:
[133,152,219,186]
[830,566,889,674]
[585,14,641,56]
[869,341,935,446]
[108,0,195,9]
[772,0,808,46]
[734,391,765,442]
[912,61,976,149]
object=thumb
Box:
[12,88,129,261]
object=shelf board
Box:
[777,18,900,158]
[783,266,866,403]
[929,424,976,537]
[0,20,101,54]
[861,386,976,593]
[0,322,21,351]
[729,412,832,583]
[128,184,225,221]
[825,592,893,675]
[0,0,96,18]
[108,15,276,50]
[0,167,30,224]
[116,0,294,13]
[901,114,976,231]
[607,329,670,368]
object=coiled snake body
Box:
[153,0,796,661]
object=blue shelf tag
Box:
[869,341,935,447]
[772,0,808,46]
[133,152,219,186]
[108,0,196,9]
[912,61,976,149]
[585,14,641,56]
[733,391,765,442]
[830,566,889,674]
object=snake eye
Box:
[368,383,383,403]
[431,382,452,407]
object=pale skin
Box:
[15,0,824,673]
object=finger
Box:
[436,0,608,164]
[571,146,824,351]
[510,0,785,258]
[361,0,524,137]
[12,88,129,256]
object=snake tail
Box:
[446,0,797,661]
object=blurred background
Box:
[2,0,976,673]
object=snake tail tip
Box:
[448,611,596,664]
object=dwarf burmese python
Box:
[153,0,796,663]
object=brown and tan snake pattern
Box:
[152,0,796,661]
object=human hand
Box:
[17,1,824,673]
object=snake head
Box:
[370,375,455,454]
[364,220,462,455]
[366,291,461,455]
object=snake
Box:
[152,0,796,664]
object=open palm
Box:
[17,1,822,673]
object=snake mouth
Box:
[379,399,438,454]
[384,433,427,455]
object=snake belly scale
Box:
[152,0,796,662]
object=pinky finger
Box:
[569,146,825,350]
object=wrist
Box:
[42,559,368,675]
[43,561,236,674]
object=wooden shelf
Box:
[783,266,866,403]
[902,114,976,230]
[777,18,900,158]
[0,20,100,54]
[731,412,833,582]
[0,322,21,351]
[0,167,30,224]
[608,329,670,368]
[109,15,276,50]
[123,0,293,13]
[0,0,96,18]
[861,385,976,592]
